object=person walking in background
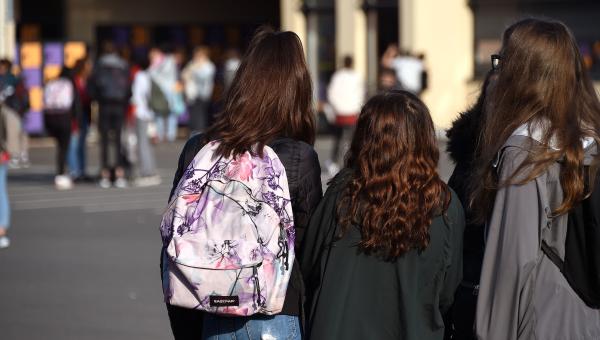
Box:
[182,46,215,136]
[131,55,161,187]
[472,19,600,340]
[386,47,426,96]
[0,101,11,248]
[89,41,130,189]
[148,46,181,142]
[326,55,364,176]
[44,67,78,190]
[394,50,425,95]
[163,27,322,340]
[68,57,93,182]
[0,59,30,169]
[302,91,465,340]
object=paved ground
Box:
[0,136,454,340]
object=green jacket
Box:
[301,169,465,340]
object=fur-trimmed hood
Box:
[446,105,484,165]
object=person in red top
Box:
[69,57,93,181]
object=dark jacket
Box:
[444,104,485,340]
[446,104,485,287]
[88,53,130,104]
[167,134,323,317]
[301,169,465,340]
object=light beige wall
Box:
[0,0,16,59]
[335,0,366,80]
[400,0,474,129]
[280,0,307,54]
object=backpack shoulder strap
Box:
[541,240,564,272]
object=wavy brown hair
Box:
[205,27,315,157]
[338,91,451,260]
[472,18,600,222]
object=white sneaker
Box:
[55,175,73,190]
[0,236,10,249]
[98,178,112,189]
[135,175,162,187]
[20,155,31,168]
[114,177,128,189]
[8,158,20,169]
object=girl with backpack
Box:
[43,67,79,190]
[301,90,465,340]
[163,27,322,340]
[473,19,600,340]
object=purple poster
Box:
[44,43,63,65]
[22,68,42,88]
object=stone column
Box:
[335,0,366,80]
[0,0,15,59]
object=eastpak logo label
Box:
[209,296,240,307]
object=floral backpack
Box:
[160,141,295,316]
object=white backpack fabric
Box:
[43,78,74,113]
[160,141,295,316]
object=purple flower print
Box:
[249,247,262,262]
[208,240,242,269]
[263,166,281,191]
[208,161,227,181]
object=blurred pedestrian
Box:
[381,44,428,95]
[131,55,161,187]
[182,46,215,136]
[222,48,241,94]
[302,91,464,340]
[380,43,399,69]
[326,55,364,175]
[0,59,30,168]
[89,41,131,188]
[148,46,182,142]
[44,67,77,190]
[68,57,93,181]
[163,27,322,340]
[472,19,600,340]
[0,102,11,248]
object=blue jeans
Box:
[0,164,9,229]
[202,314,301,340]
[156,113,178,142]
[67,132,79,177]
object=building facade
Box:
[282,0,600,128]
[3,0,600,130]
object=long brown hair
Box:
[472,18,600,221]
[338,91,451,260]
[205,27,315,157]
